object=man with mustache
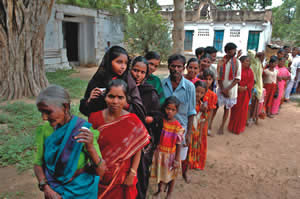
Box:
[217,43,242,135]
[162,54,196,183]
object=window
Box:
[198,29,209,37]
[230,29,240,37]
[247,31,260,51]
[184,30,194,51]
[213,30,224,52]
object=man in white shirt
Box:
[285,47,300,100]
[217,43,241,135]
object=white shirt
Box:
[290,55,300,80]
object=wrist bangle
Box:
[129,168,136,175]
[96,157,102,167]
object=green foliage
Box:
[0,70,87,172]
[125,8,172,60]
[272,0,300,45]
[46,69,88,99]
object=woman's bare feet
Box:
[217,127,224,135]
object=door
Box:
[184,30,194,51]
[213,30,224,52]
[247,31,260,51]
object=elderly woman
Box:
[33,85,106,199]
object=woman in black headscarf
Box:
[79,46,146,121]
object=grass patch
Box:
[0,70,89,172]
[46,69,88,99]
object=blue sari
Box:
[44,116,99,199]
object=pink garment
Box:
[271,66,290,114]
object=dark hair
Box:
[145,51,160,61]
[269,55,278,64]
[224,43,237,53]
[131,56,149,80]
[283,46,290,50]
[277,49,285,54]
[278,57,286,62]
[105,79,129,100]
[199,53,212,61]
[204,46,217,55]
[202,69,215,90]
[161,96,180,117]
[195,47,205,57]
[187,57,199,67]
[168,54,186,66]
[194,80,207,91]
[239,56,249,63]
[95,46,129,80]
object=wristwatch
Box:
[38,179,48,191]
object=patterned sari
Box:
[44,116,99,199]
[88,111,150,199]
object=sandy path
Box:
[1,66,299,199]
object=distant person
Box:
[271,57,290,115]
[145,51,165,105]
[151,96,184,199]
[195,47,205,60]
[161,54,196,183]
[184,58,200,83]
[248,50,265,125]
[105,41,111,52]
[130,56,163,199]
[228,56,254,134]
[88,79,150,199]
[34,85,106,199]
[216,43,241,135]
[79,46,146,121]
[198,53,212,79]
[205,46,218,79]
[285,47,300,100]
[263,56,278,118]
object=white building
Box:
[160,1,272,57]
[44,4,124,71]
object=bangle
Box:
[96,157,102,167]
[129,168,136,175]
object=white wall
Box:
[184,21,272,57]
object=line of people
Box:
[33,44,300,199]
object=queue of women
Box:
[34,43,300,199]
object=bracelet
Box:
[129,168,136,175]
[96,157,103,167]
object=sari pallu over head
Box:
[44,116,99,199]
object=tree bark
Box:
[0,0,55,100]
[172,0,185,54]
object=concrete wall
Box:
[44,4,124,71]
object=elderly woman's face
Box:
[37,102,67,128]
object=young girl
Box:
[228,56,254,134]
[187,81,208,170]
[263,56,278,118]
[151,96,184,199]
[79,46,146,121]
[271,57,291,115]
[203,69,218,136]
[130,56,163,199]
[184,58,200,83]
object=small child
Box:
[187,81,208,170]
[263,56,278,118]
[151,96,184,199]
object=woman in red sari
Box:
[228,56,254,134]
[88,79,150,199]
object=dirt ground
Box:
[1,66,300,199]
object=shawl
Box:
[219,56,238,80]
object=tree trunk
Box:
[172,0,185,54]
[0,0,55,100]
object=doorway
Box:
[213,30,224,52]
[63,22,79,62]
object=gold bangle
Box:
[129,168,136,175]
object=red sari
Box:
[228,67,254,134]
[88,111,150,199]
